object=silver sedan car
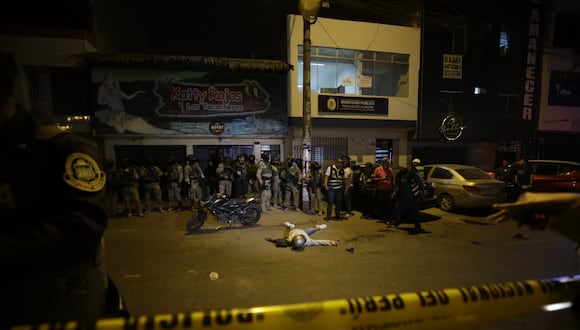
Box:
[423,164,507,212]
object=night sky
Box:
[0,0,421,60]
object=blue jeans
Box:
[326,187,344,219]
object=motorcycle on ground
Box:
[186,193,262,233]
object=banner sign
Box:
[91,68,287,136]
[155,80,270,117]
[521,3,543,122]
[318,95,388,115]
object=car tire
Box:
[437,194,455,212]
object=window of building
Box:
[440,90,463,112]
[375,139,393,164]
[498,93,519,117]
[441,26,466,54]
[297,46,410,97]
[499,29,510,55]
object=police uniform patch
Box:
[63,152,106,192]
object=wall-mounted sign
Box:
[155,79,270,117]
[209,121,225,135]
[442,54,462,79]
[358,75,372,88]
[90,68,288,136]
[438,112,465,141]
[318,95,388,115]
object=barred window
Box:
[291,137,348,168]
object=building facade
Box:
[286,14,421,168]
[416,0,580,168]
[2,0,578,171]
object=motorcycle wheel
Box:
[240,204,262,226]
[187,210,208,233]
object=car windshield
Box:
[456,168,494,180]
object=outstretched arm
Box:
[487,192,580,243]
[307,239,338,247]
[123,90,146,100]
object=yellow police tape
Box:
[14,274,580,330]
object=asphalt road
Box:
[103,204,580,329]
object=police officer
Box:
[324,157,346,220]
[216,156,234,197]
[184,155,205,209]
[232,153,249,197]
[119,157,144,217]
[166,155,184,211]
[281,157,302,211]
[0,51,109,326]
[256,158,273,211]
[271,158,283,208]
[139,157,165,214]
[305,161,324,216]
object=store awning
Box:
[75,52,294,73]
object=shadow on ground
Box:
[185,224,263,235]
[449,207,497,217]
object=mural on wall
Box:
[91,68,288,136]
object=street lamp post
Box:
[298,0,321,213]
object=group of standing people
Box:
[323,156,427,234]
[104,154,208,217]
[104,150,431,232]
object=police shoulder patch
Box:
[63,152,107,192]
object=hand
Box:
[487,192,580,228]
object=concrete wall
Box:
[287,14,421,121]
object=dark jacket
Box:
[0,110,108,325]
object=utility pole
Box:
[298,0,322,213]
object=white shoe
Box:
[283,221,295,229]
[316,224,327,230]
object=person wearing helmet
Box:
[256,159,273,211]
[232,153,250,197]
[281,158,302,211]
[304,161,324,216]
[270,158,282,209]
[184,155,205,209]
[411,158,425,181]
[166,155,185,211]
[216,156,234,197]
[266,222,338,251]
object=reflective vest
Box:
[327,166,344,189]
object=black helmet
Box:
[187,155,198,164]
[310,161,320,170]
[291,235,307,250]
